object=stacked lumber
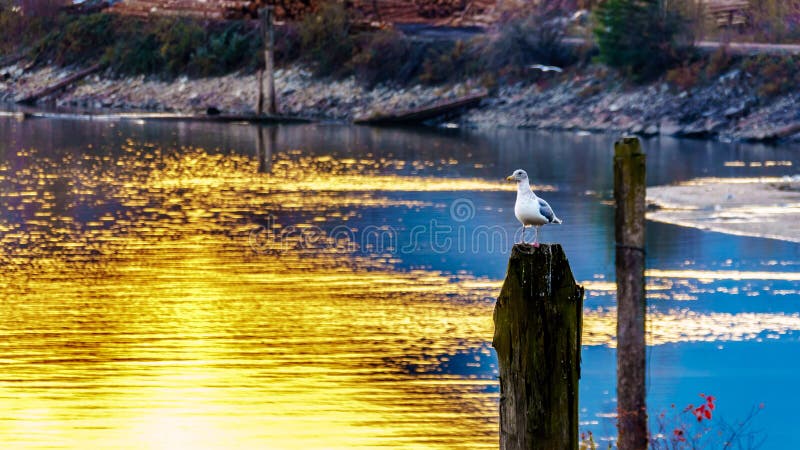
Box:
[109,0,324,20]
[108,0,254,20]
[351,0,496,26]
[415,0,467,18]
[351,0,464,21]
[269,0,319,20]
[227,0,322,21]
[108,0,501,26]
[703,0,749,27]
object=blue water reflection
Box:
[1,117,799,448]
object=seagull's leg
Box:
[533,226,540,248]
[519,226,526,244]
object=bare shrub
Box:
[298,2,354,77]
[484,0,578,75]
[351,30,415,88]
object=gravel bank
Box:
[2,62,800,142]
[462,67,800,142]
[0,64,484,122]
[647,176,800,243]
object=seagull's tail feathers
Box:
[552,217,562,225]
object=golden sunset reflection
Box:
[145,149,552,193]
[0,144,503,448]
[1,240,499,448]
[2,141,798,448]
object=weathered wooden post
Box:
[613,136,647,450]
[493,243,584,450]
[258,6,277,116]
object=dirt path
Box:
[696,40,800,55]
[563,37,800,56]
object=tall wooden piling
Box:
[493,243,584,450]
[613,136,647,450]
[258,6,277,115]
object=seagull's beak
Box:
[506,175,515,181]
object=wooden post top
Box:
[614,136,645,157]
[510,242,564,256]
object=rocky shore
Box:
[0,64,484,122]
[2,62,800,142]
[465,66,800,142]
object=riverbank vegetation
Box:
[0,0,798,92]
[0,1,580,86]
[594,0,691,81]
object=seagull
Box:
[506,169,562,247]
[528,64,563,73]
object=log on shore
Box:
[353,89,487,125]
[19,111,312,124]
[0,53,26,68]
[16,63,104,105]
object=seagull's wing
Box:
[537,197,556,223]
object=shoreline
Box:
[2,63,800,142]
[0,65,486,124]
[647,177,800,244]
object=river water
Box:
[1,117,799,448]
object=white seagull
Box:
[506,169,562,247]
[528,64,563,73]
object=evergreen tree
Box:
[594,0,689,81]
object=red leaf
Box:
[704,408,712,419]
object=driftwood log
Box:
[353,90,487,125]
[16,63,104,105]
